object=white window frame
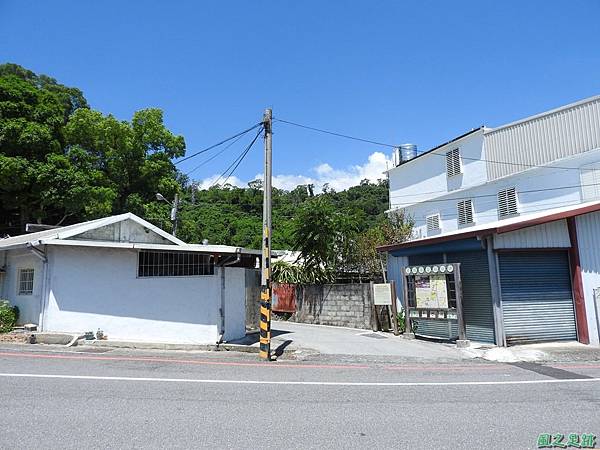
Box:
[446,148,461,178]
[426,213,441,233]
[497,187,518,218]
[17,268,34,296]
[457,199,474,226]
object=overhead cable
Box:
[175,122,263,165]
[210,126,264,188]
[274,117,595,172]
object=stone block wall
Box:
[292,283,373,329]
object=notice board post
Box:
[371,282,398,334]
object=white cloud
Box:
[196,174,245,190]
[197,151,392,192]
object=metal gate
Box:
[499,251,577,345]
[408,251,495,343]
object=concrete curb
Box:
[75,339,274,354]
[33,333,80,346]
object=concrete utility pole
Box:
[156,192,180,237]
[259,108,273,361]
[170,193,180,237]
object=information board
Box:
[372,283,392,305]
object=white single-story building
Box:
[0,213,261,344]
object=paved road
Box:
[1,347,599,449]
[271,320,465,359]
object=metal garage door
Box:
[408,251,495,343]
[499,251,577,345]
[447,251,495,344]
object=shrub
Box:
[0,300,19,333]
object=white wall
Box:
[223,267,246,342]
[576,212,600,345]
[0,249,44,325]
[388,131,485,209]
[43,246,246,344]
[70,219,174,245]
[403,149,600,239]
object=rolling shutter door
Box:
[499,251,576,345]
[447,251,495,344]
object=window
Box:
[426,214,441,233]
[138,251,215,277]
[497,187,518,218]
[18,268,34,295]
[446,148,461,177]
[457,199,474,226]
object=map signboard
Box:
[414,274,448,309]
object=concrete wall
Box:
[244,269,261,330]
[0,249,45,324]
[293,284,373,329]
[576,211,600,345]
[42,246,245,344]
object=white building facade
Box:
[383,95,600,346]
[0,213,259,344]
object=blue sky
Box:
[2,1,599,191]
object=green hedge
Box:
[0,300,19,333]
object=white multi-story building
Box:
[380,95,600,346]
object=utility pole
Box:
[156,192,180,237]
[259,108,273,361]
[170,193,179,237]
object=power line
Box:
[275,117,597,173]
[175,123,263,165]
[274,117,397,148]
[186,131,250,177]
[210,126,264,188]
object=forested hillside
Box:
[0,64,409,278]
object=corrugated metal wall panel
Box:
[499,251,576,344]
[485,97,600,180]
[575,212,600,344]
[493,220,571,249]
[387,255,407,310]
[408,251,495,343]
